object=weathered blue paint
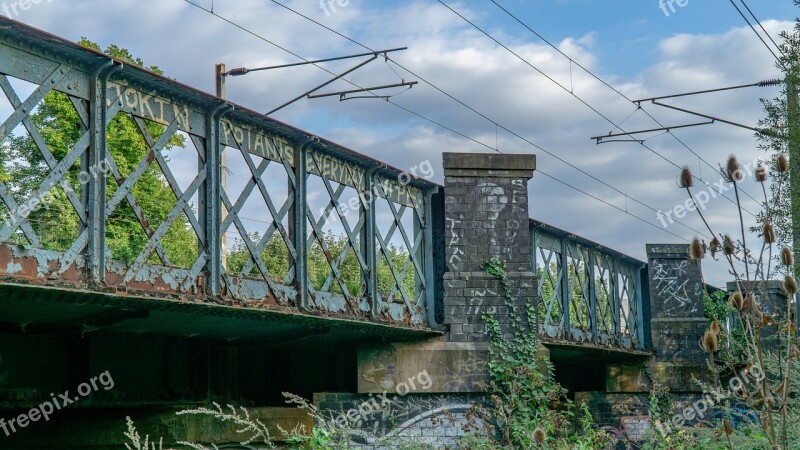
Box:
[531,219,648,350]
[0,17,437,329]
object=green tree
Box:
[226,231,416,302]
[755,2,800,278]
[0,39,198,267]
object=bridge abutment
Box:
[578,243,713,440]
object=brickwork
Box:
[727,280,789,348]
[443,175,532,274]
[443,271,536,342]
[576,391,703,434]
[442,153,537,342]
[646,244,707,363]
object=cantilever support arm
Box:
[265,55,378,115]
[650,100,779,137]
[591,120,714,144]
[307,81,418,100]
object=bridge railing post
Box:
[293,138,311,309]
[86,61,121,284]
[560,239,571,338]
[362,166,378,318]
[423,187,439,328]
[636,265,648,350]
[587,249,598,343]
[203,103,231,297]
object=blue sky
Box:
[480,1,797,74]
[4,0,799,285]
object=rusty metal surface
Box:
[0,243,442,335]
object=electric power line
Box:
[265,0,711,239]
[489,0,765,208]
[437,0,759,217]
[739,0,784,56]
[727,0,782,63]
[182,0,703,242]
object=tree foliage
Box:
[1,38,198,266]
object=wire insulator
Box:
[758,78,783,87]
[227,67,250,76]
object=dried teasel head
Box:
[755,164,768,182]
[689,238,705,260]
[701,330,718,352]
[744,292,756,311]
[709,320,721,336]
[710,237,721,259]
[723,419,733,436]
[777,154,789,173]
[533,427,546,444]
[781,247,794,267]
[784,275,798,296]
[726,154,743,182]
[722,235,735,256]
[763,223,777,244]
[730,291,745,311]
[679,165,694,188]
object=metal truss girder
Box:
[0,75,87,225]
[533,225,648,350]
[123,171,205,283]
[135,117,205,241]
[0,64,69,139]
[0,29,439,328]
[229,130,297,262]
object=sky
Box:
[2,0,799,286]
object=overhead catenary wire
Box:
[266,0,711,239]
[437,0,759,218]
[183,0,705,242]
[727,0,782,63]
[739,0,784,56]
[488,0,765,208]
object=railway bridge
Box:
[0,18,730,448]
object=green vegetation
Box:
[459,256,613,449]
[0,38,197,266]
[226,231,416,299]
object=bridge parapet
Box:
[531,220,649,351]
[0,18,438,329]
